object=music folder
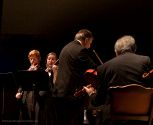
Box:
[15,70,49,91]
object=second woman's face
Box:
[47,54,56,66]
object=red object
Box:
[74,69,99,97]
[85,69,97,75]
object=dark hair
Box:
[74,29,93,41]
[45,52,58,67]
[46,52,57,60]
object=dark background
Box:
[0,0,153,72]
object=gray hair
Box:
[114,35,136,55]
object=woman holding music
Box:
[16,49,42,125]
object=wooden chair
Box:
[108,84,153,125]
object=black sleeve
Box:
[78,48,98,69]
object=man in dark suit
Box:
[84,35,152,124]
[53,29,98,125]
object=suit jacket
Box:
[92,52,152,106]
[54,40,97,97]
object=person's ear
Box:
[115,50,120,56]
[85,38,89,44]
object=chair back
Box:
[108,84,153,124]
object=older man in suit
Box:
[84,35,152,125]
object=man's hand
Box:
[15,92,23,99]
[83,86,96,96]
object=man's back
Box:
[98,52,151,87]
[54,40,97,97]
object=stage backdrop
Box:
[0,0,153,72]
